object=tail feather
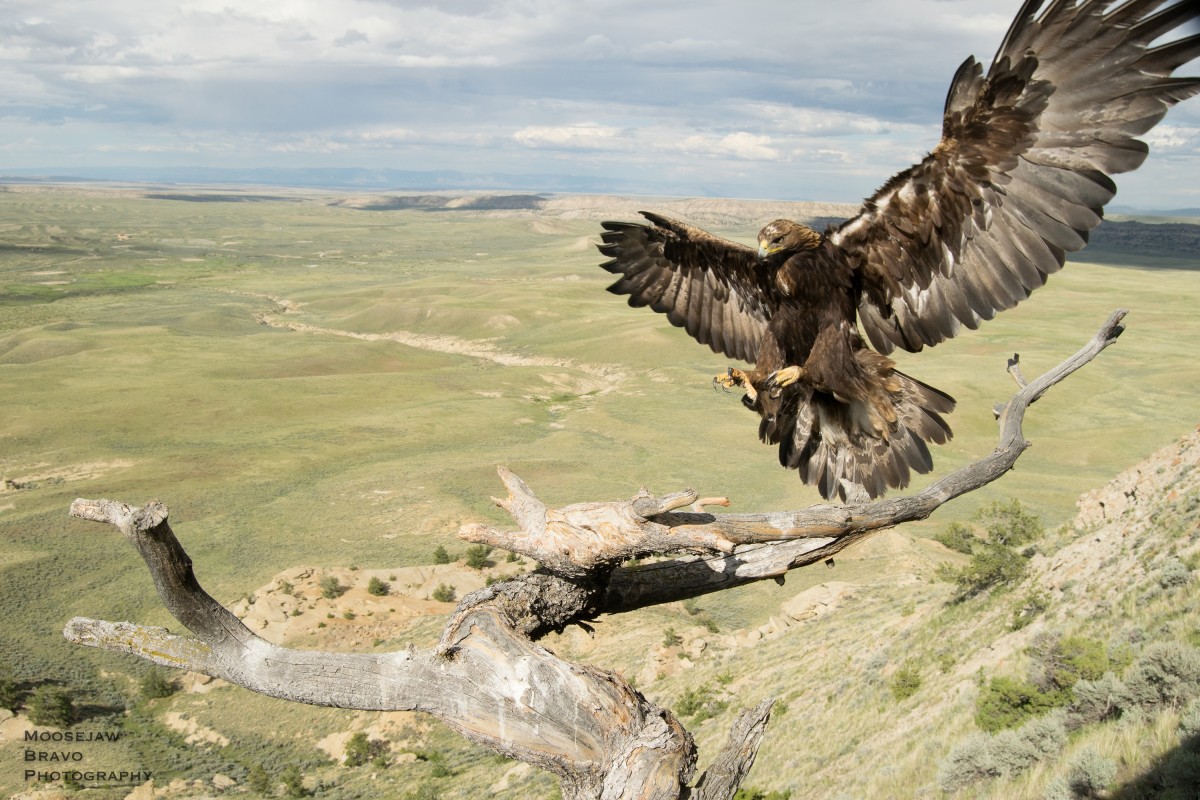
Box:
[774,369,955,502]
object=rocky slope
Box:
[1033,424,1200,613]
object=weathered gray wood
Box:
[691,700,775,800]
[64,310,1126,799]
[65,501,692,797]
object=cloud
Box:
[268,136,350,154]
[742,102,900,136]
[630,37,744,63]
[513,124,623,150]
[334,30,370,48]
[1144,125,1200,151]
[0,0,1194,207]
[359,127,414,144]
[677,132,782,161]
[97,141,203,154]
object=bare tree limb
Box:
[63,310,1126,799]
[460,469,738,579]
[690,700,775,800]
[1007,353,1028,390]
[65,501,698,798]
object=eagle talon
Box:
[713,367,744,391]
[714,368,757,402]
[764,366,805,397]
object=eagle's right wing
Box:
[598,212,770,363]
[831,0,1200,355]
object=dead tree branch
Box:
[469,309,1128,612]
[64,310,1125,799]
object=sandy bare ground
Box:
[261,314,625,383]
[1,460,135,489]
[214,289,628,390]
[536,195,860,226]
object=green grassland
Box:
[1,185,1198,799]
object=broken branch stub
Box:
[459,466,736,577]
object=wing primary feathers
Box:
[597,212,769,363]
[1128,0,1200,47]
[991,0,1048,74]
[831,0,1197,354]
[945,57,985,115]
[1103,0,1175,28]
[1139,34,1200,77]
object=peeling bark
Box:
[64,310,1125,799]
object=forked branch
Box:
[64,310,1126,799]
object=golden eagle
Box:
[598,0,1200,501]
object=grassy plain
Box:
[0,184,1198,798]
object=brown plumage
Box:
[598,0,1200,501]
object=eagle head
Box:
[757,219,821,261]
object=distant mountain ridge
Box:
[1085,220,1200,261]
[335,192,1200,261]
[6,178,1199,263]
[3,168,1199,218]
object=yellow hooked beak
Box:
[757,240,778,260]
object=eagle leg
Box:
[713,367,758,402]
[763,366,806,397]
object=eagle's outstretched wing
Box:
[598,211,771,363]
[832,0,1200,354]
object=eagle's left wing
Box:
[832,0,1200,354]
[598,212,771,363]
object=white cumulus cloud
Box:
[513,124,623,150]
[678,132,782,161]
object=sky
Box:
[2,0,1199,207]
